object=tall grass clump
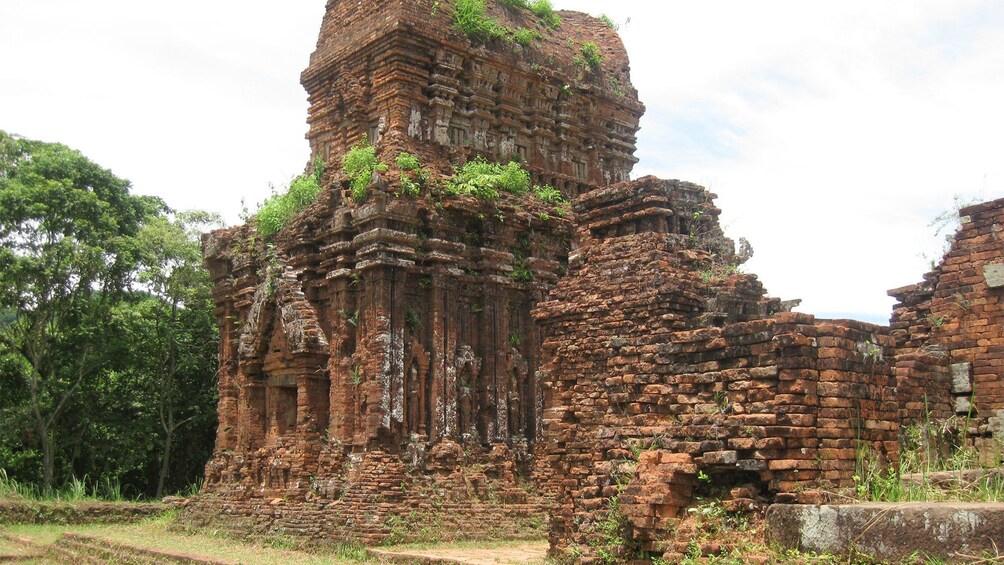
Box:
[0,469,130,502]
[512,27,541,46]
[530,0,561,28]
[256,156,325,237]
[342,137,387,203]
[853,404,1004,503]
[0,469,39,500]
[453,0,508,41]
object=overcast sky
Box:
[4,1,1003,324]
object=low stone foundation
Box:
[767,502,1004,562]
[0,500,167,526]
[185,445,547,546]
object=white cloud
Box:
[3,0,1003,322]
[0,0,323,225]
[556,0,1004,321]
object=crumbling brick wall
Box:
[533,179,898,560]
[890,197,1004,463]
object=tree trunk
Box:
[156,428,174,499]
[38,424,53,494]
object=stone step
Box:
[767,502,1004,563]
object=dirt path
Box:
[371,541,548,564]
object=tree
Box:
[0,131,160,491]
[134,211,221,497]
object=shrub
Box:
[256,158,325,237]
[453,0,508,42]
[511,262,533,283]
[498,161,531,194]
[501,0,529,8]
[399,174,421,198]
[395,152,421,171]
[599,14,618,30]
[577,41,603,71]
[529,0,560,28]
[343,137,382,202]
[533,184,566,204]
[512,27,541,46]
[447,157,532,199]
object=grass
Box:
[853,414,1004,503]
[853,449,1004,503]
[529,0,560,28]
[453,0,508,42]
[343,137,386,203]
[3,513,370,564]
[0,469,132,503]
[454,0,556,44]
[256,154,326,237]
[380,538,546,551]
[1,514,549,564]
[0,535,42,557]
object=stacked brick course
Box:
[533,182,898,559]
[890,197,1004,463]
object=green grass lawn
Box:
[3,514,371,564]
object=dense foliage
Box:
[443,157,565,206]
[343,138,387,203]
[577,41,604,71]
[445,157,531,199]
[256,157,325,237]
[453,0,555,44]
[529,0,560,28]
[0,131,219,499]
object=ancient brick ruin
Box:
[188,0,643,544]
[890,198,1004,466]
[187,0,1003,561]
[303,0,642,195]
[532,180,900,556]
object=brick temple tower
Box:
[300,0,644,196]
[193,0,651,543]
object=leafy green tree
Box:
[134,211,221,497]
[0,131,160,491]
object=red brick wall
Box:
[302,0,644,196]
[533,180,898,559]
[890,197,1004,461]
